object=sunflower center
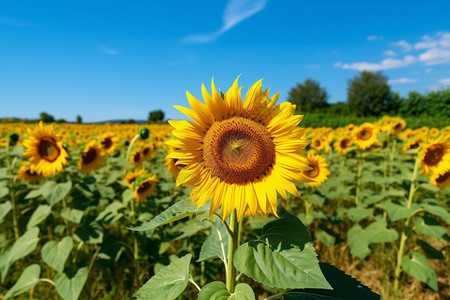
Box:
[133,152,141,163]
[25,169,38,176]
[137,181,152,194]
[424,144,444,166]
[38,138,61,162]
[101,137,113,149]
[203,117,275,184]
[305,163,320,178]
[340,139,349,149]
[82,148,97,164]
[358,128,372,140]
[436,171,450,183]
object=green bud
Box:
[138,127,150,140]
[8,133,19,146]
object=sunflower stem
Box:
[355,153,362,205]
[226,210,239,293]
[126,134,140,161]
[393,155,419,293]
[6,143,20,240]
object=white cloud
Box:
[425,68,432,73]
[438,78,450,85]
[419,48,450,65]
[367,35,382,41]
[305,64,320,69]
[182,0,268,44]
[337,55,416,71]
[333,62,342,67]
[394,40,413,52]
[383,50,396,56]
[414,35,438,49]
[388,78,419,84]
[98,44,119,55]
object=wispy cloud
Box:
[394,40,413,52]
[383,50,396,56]
[98,44,119,55]
[0,16,34,27]
[335,55,416,72]
[182,0,268,44]
[388,78,419,84]
[416,32,450,65]
[367,35,382,41]
[438,78,450,86]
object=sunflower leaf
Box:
[198,220,229,262]
[26,204,51,230]
[0,201,12,224]
[41,236,73,272]
[129,198,209,231]
[402,252,438,291]
[198,281,255,300]
[234,214,331,290]
[55,266,89,300]
[3,264,41,300]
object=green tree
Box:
[76,115,82,124]
[287,78,329,112]
[148,109,165,123]
[40,112,55,123]
[347,71,393,116]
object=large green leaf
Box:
[346,207,373,222]
[198,281,255,300]
[55,266,89,300]
[95,201,125,224]
[198,220,229,262]
[0,201,11,223]
[376,200,419,222]
[35,180,72,206]
[134,254,191,300]
[421,200,450,224]
[73,222,103,244]
[414,216,446,238]
[169,218,210,241]
[0,227,40,282]
[3,264,41,300]
[402,252,437,291]
[60,207,84,224]
[130,198,209,231]
[347,225,371,259]
[234,214,331,290]
[26,204,51,230]
[282,263,381,299]
[41,236,74,272]
[416,240,444,260]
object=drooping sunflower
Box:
[301,151,330,188]
[123,168,146,185]
[79,140,105,172]
[17,161,44,183]
[133,174,158,204]
[99,132,119,154]
[353,123,379,150]
[23,121,69,177]
[333,136,353,154]
[418,138,450,176]
[430,169,450,189]
[166,77,311,220]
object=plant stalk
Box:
[226,210,239,293]
[6,143,20,239]
[126,134,140,161]
[393,156,419,292]
[355,153,362,205]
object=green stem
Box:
[355,154,362,205]
[393,156,419,292]
[226,210,240,293]
[6,143,19,239]
[130,196,139,260]
[126,134,140,161]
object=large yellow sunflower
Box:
[166,77,311,220]
[333,136,353,154]
[23,121,69,177]
[123,168,146,185]
[353,123,379,150]
[99,132,119,154]
[301,152,330,188]
[133,174,158,204]
[418,137,450,176]
[79,140,105,172]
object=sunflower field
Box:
[0,78,449,300]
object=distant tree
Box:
[287,78,329,112]
[347,71,393,116]
[40,112,55,123]
[148,109,165,123]
[76,115,82,124]
[56,119,66,123]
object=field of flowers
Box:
[0,79,449,300]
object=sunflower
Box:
[164,147,184,179]
[17,161,44,183]
[390,118,406,135]
[79,140,105,172]
[23,121,69,176]
[301,152,330,188]
[99,132,119,154]
[353,123,379,150]
[402,137,424,152]
[141,143,157,160]
[123,168,146,185]
[166,77,311,220]
[133,174,158,204]
[310,136,326,151]
[333,136,353,154]
[430,169,450,189]
[418,138,450,176]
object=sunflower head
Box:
[301,151,330,188]
[167,77,310,220]
[354,123,379,150]
[130,149,144,166]
[79,140,105,172]
[133,174,158,204]
[430,169,450,189]
[23,121,69,177]
[333,136,353,154]
[99,132,119,154]
[123,168,146,185]
[17,161,44,183]
[419,138,450,176]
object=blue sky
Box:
[1,0,450,122]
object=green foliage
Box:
[134,254,191,300]
[198,281,255,300]
[148,109,165,123]
[76,115,82,124]
[4,264,41,300]
[40,112,55,123]
[55,266,89,300]
[234,214,331,290]
[347,71,393,116]
[401,252,437,291]
[288,78,329,112]
[41,237,74,272]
